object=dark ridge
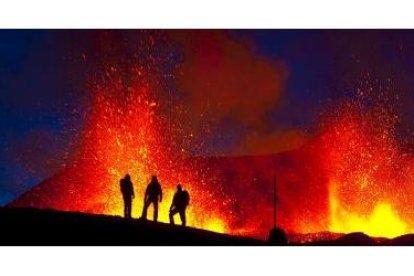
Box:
[304,232,378,246]
[0,207,265,246]
[383,234,414,246]
[1,207,413,245]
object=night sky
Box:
[2,30,414,206]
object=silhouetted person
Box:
[120,174,134,219]
[169,184,190,226]
[141,175,163,221]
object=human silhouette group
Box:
[119,174,190,226]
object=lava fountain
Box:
[77,66,240,233]
[11,49,235,233]
[316,100,414,238]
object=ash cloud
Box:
[170,30,295,156]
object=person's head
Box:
[177,184,182,192]
[125,174,131,180]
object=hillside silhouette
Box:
[10,151,327,239]
[0,207,413,245]
[0,207,264,245]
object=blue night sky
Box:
[2,30,414,205]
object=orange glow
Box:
[10,59,239,235]
[73,71,236,233]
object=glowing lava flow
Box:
[329,181,409,238]
[318,102,414,238]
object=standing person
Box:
[141,175,163,222]
[169,184,190,226]
[120,174,135,219]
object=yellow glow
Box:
[329,183,409,238]
[109,198,228,233]
[203,218,227,233]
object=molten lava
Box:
[318,102,414,238]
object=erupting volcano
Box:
[9,31,414,242]
[11,60,235,234]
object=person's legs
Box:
[124,198,128,218]
[153,200,158,222]
[169,208,178,225]
[123,196,128,218]
[127,199,132,218]
[125,201,129,218]
[130,199,133,218]
[142,199,150,219]
[179,209,186,226]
